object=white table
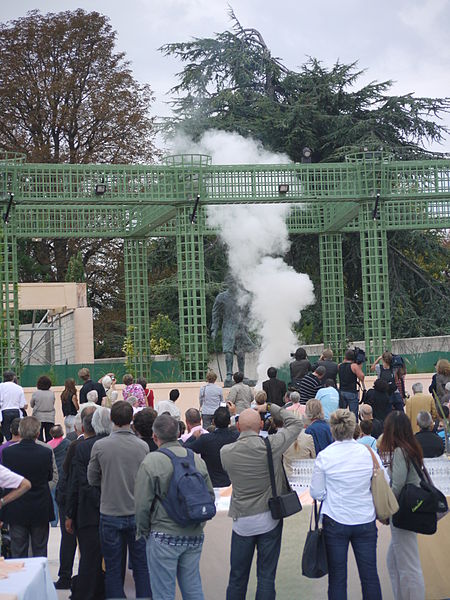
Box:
[0,557,57,600]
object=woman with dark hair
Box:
[379,411,425,599]
[30,375,55,442]
[371,351,403,411]
[365,378,391,422]
[60,378,79,434]
[289,347,311,386]
[137,377,154,408]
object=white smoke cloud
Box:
[170,129,315,383]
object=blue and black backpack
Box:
[158,448,216,527]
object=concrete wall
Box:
[20,308,94,366]
[208,335,450,381]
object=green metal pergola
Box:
[1,150,449,381]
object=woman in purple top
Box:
[122,374,146,407]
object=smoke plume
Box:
[170,130,315,383]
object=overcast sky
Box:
[2,0,450,153]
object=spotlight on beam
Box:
[278,184,289,194]
[95,183,106,196]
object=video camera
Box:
[353,347,366,364]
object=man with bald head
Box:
[220,401,302,599]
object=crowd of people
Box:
[0,352,447,599]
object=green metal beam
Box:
[1,151,450,382]
[176,206,208,381]
[319,233,347,361]
[123,238,151,378]
[0,218,20,375]
[359,202,391,364]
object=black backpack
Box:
[379,365,397,395]
[158,448,216,527]
[391,354,405,369]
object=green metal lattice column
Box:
[176,205,208,381]
[359,201,391,364]
[0,221,20,376]
[123,238,151,378]
[319,233,346,361]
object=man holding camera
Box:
[220,403,302,599]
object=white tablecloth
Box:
[0,557,57,600]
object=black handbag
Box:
[392,458,448,535]
[302,500,328,578]
[263,437,302,519]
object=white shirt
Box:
[0,463,23,489]
[310,439,387,525]
[232,510,279,536]
[155,399,180,419]
[0,382,26,411]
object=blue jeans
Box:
[323,515,381,600]
[226,521,283,600]
[339,391,359,420]
[99,514,151,599]
[147,532,204,600]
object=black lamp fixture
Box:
[95,183,106,196]
[278,184,289,194]
[301,147,312,163]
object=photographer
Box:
[289,348,312,388]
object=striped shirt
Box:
[299,373,322,404]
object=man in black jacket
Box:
[65,407,111,600]
[415,411,444,458]
[262,368,287,407]
[185,406,239,487]
[2,416,54,557]
[78,368,106,405]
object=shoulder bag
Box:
[263,437,302,519]
[366,446,399,522]
[392,457,448,535]
[301,500,328,578]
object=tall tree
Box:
[161,12,450,342]
[0,9,156,355]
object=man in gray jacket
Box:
[220,403,302,599]
[135,414,214,600]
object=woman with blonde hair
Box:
[310,409,384,600]
[304,398,332,454]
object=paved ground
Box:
[48,508,395,600]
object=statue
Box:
[211,285,256,387]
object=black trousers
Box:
[38,422,54,442]
[74,525,105,600]
[1,409,21,441]
[9,522,49,558]
[57,503,77,581]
